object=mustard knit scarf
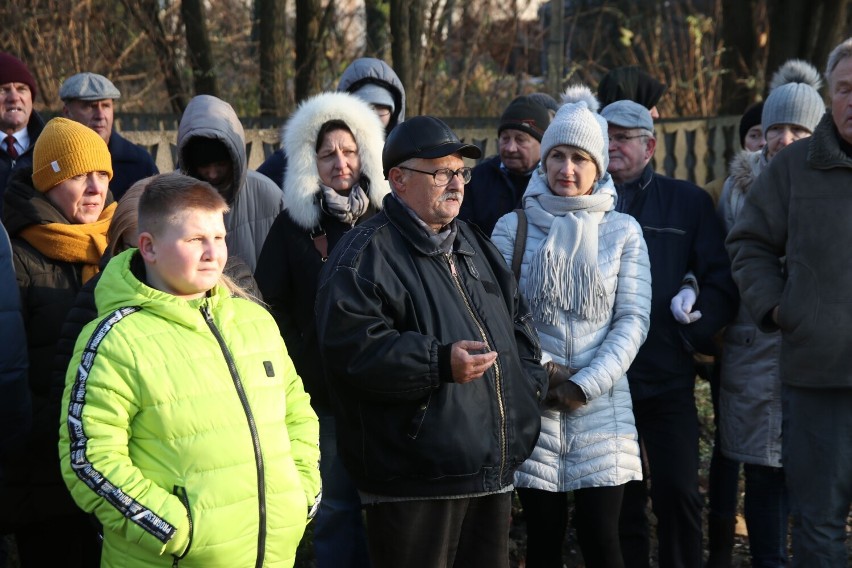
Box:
[18,202,117,283]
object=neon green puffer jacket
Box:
[59,249,320,567]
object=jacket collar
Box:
[383,193,475,257]
[808,112,852,170]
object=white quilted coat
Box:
[491,173,651,491]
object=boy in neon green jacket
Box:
[59,173,321,567]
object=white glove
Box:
[670,287,702,324]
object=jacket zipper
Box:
[445,253,508,480]
[201,304,266,568]
[171,486,194,567]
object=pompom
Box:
[560,84,600,113]
[769,59,823,92]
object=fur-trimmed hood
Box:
[728,148,766,196]
[282,91,389,230]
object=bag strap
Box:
[310,226,329,261]
[511,208,527,282]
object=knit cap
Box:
[32,117,113,192]
[0,52,37,99]
[499,96,552,141]
[738,101,764,148]
[539,85,608,175]
[762,59,825,134]
[351,83,396,114]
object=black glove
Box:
[542,361,586,411]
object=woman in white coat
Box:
[492,86,651,568]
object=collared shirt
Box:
[6,127,29,157]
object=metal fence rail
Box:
[117,115,742,186]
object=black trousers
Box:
[619,386,703,568]
[517,485,626,568]
[364,492,511,568]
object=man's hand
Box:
[670,287,702,324]
[450,340,498,384]
[543,361,585,411]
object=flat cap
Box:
[601,100,654,132]
[382,116,481,178]
[59,72,121,101]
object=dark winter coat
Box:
[727,112,852,390]
[255,91,389,410]
[0,111,44,218]
[0,168,114,527]
[107,130,159,200]
[0,220,30,458]
[615,164,738,400]
[459,155,532,236]
[315,194,548,497]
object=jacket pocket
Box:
[171,486,194,566]
[407,394,432,439]
[777,261,818,344]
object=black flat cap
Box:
[382,115,482,178]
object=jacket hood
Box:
[96,248,228,331]
[282,91,390,230]
[337,58,406,132]
[728,149,766,195]
[176,95,247,202]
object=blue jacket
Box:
[0,221,30,458]
[616,164,737,400]
[459,155,532,236]
[107,130,159,200]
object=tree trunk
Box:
[365,0,389,58]
[181,0,218,96]
[258,0,288,115]
[766,0,851,93]
[295,0,322,102]
[547,0,565,96]
[389,0,423,112]
[719,0,759,114]
[123,0,187,112]
[389,0,412,103]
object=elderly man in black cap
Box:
[60,72,158,199]
[315,116,548,568]
[459,95,551,235]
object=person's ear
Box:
[138,232,156,262]
[645,136,657,160]
[388,167,406,193]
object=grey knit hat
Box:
[540,85,608,175]
[762,59,825,133]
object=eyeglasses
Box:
[369,104,392,118]
[398,166,473,186]
[608,133,649,145]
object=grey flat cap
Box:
[601,100,653,132]
[59,72,121,101]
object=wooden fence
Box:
[116,114,742,187]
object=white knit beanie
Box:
[539,85,608,176]
[762,59,825,133]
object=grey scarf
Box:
[523,174,614,325]
[319,182,369,226]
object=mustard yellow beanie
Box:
[32,117,113,192]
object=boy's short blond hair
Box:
[138,173,228,237]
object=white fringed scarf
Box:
[524,174,614,325]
